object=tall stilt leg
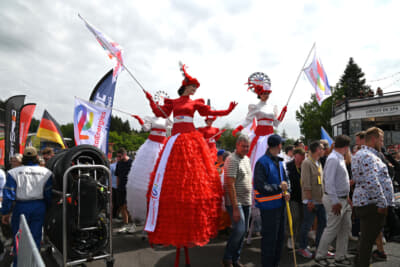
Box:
[174,247,180,267]
[184,247,191,267]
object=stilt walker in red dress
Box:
[197,115,225,159]
[144,63,237,266]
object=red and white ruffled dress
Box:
[239,101,281,171]
[126,116,172,223]
[197,126,222,158]
[144,96,233,247]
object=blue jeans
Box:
[223,205,251,262]
[299,203,326,249]
[260,206,286,267]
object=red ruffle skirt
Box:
[146,131,222,247]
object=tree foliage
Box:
[108,130,149,153]
[28,117,40,133]
[60,123,75,144]
[218,128,236,152]
[296,94,333,144]
[334,57,371,103]
[110,115,131,132]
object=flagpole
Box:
[285,42,316,106]
[79,14,171,121]
[207,129,226,141]
[77,96,141,117]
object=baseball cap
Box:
[23,146,37,157]
[268,134,283,148]
[217,149,225,156]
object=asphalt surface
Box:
[40,223,400,267]
[1,222,400,266]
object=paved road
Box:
[39,224,400,267]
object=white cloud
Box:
[1,0,400,139]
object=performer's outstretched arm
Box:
[196,100,237,116]
[144,91,173,118]
[233,104,257,136]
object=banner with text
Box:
[74,98,111,153]
[4,95,25,170]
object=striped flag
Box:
[304,55,332,105]
[37,110,66,149]
[79,14,124,81]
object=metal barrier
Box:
[16,214,45,267]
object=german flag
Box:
[36,110,66,149]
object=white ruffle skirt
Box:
[126,139,164,223]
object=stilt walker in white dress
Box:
[232,72,288,243]
[126,93,172,224]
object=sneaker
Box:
[335,257,352,266]
[372,249,387,261]
[326,251,335,258]
[127,224,136,234]
[298,248,313,259]
[117,225,129,234]
[314,257,336,266]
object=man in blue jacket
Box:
[1,147,53,266]
[254,134,290,267]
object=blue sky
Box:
[1,0,400,138]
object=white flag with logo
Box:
[74,98,112,153]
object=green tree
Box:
[60,123,74,140]
[334,57,371,103]
[296,94,333,143]
[108,131,149,153]
[28,117,40,133]
[110,115,131,132]
[218,127,236,152]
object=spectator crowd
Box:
[0,126,399,267]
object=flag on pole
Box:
[89,69,116,155]
[303,54,332,105]
[37,110,66,149]
[19,103,36,154]
[74,98,111,153]
[321,126,333,147]
[0,140,4,166]
[4,95,25,170]
[79,14,124,81]
[89,69,116,108]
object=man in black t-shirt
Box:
[115,148,133,229]
[286,148,305,249]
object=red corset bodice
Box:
[149,96,232,136]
